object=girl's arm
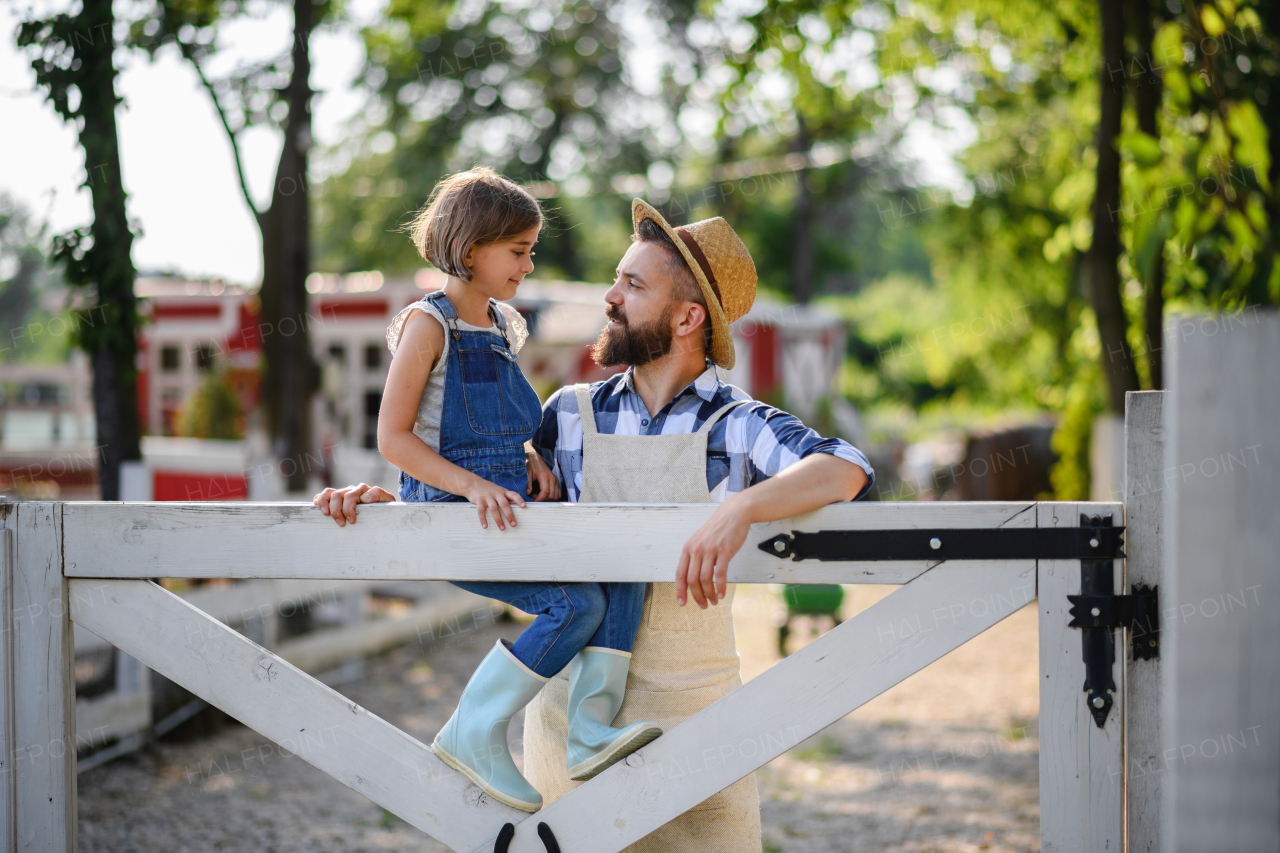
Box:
[377,310,526,530]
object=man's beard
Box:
[590,303,675,368]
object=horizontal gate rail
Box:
[63,501,1049,582]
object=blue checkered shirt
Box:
[533,364,875,503]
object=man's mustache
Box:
[605,306,627,326]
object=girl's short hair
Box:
[408,167,542,281]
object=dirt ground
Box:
[76,583,1041,853]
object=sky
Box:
[0,3,374,286]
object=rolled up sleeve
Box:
[741,403,875,500]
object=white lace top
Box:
[385,297,530,452]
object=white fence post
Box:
[1162,311,1280,852]
[1,517,17,849]
[11,503,75,852]
[1124,390,1165,852]
[1038,501,1124,852]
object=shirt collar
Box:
[618,362,722,404]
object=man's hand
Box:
[673,454,870,608]
[525,447,561,502]
[463,477,526,531]
[675,498,752,608]
[313,483,396,526]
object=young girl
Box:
[379,168,660,812]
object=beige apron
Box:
[524,385,762,852]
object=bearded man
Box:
[316,199,874,851]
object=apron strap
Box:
[574,384,598,437]
[696,399,747,435]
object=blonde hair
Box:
[408,167,542,281]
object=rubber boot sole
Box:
[430,739,542,812]
[568,724,663,781]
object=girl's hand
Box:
[464,478,526,531]
[525,449,561,501]
[313,483,396,526]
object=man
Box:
[316,199,873,850]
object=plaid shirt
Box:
[533,363,875,503]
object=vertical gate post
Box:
[9,503,76,852]
[1124,391,1165,852]
[1038,501,1124,852]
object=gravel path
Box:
[77,584,1041,852]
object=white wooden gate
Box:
[1,479,1171,853]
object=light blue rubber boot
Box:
[566,648,663,781]
[431,640,547,811]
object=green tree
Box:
[133,0,325,490]
[314,0,685,278]
[18,0,142,499]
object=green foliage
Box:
[178,372,245,440]
[314,0,674,276]
[17,3,140,364]
[1123,7,1280,308]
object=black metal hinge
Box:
[1068,583,1160,661]
[758,525,1125,562]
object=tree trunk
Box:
[1131,0,1164,389]
[789,121,815,304]
[1086,0,1141,413]
[259,0,317,492]
[1266,1,1280,286]
[76,0,141,499]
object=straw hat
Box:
[631,198,757,370]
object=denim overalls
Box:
[396,290,644,678]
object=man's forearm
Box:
[730,454,869,524]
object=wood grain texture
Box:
[1124,390,1165,853]
[1037,502,1123,853]
[68,577,520,852]
[490,559,1037,853]
[12,503,75,853]
[62,501,1040,581]
[1163,311,1280,852]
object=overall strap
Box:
[574,384,598,437]
[488,299,512,348]
[426,289,458,320]
[696,399,747,435]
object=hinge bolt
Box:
[773,540,786,553]
[929,537,942,550]
[1092,696,1105,708]
[1091,607,1101,617]
[1089,538,1100,548]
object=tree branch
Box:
[185,46,260,220]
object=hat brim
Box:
[631,198,736,370]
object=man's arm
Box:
[675,453,869,609]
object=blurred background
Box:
[1,0,1277,505]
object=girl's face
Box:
[463,224,541,301]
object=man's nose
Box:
[604,282,624,305]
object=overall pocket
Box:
[458,343,539,438]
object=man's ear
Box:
[672,302,708,343]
